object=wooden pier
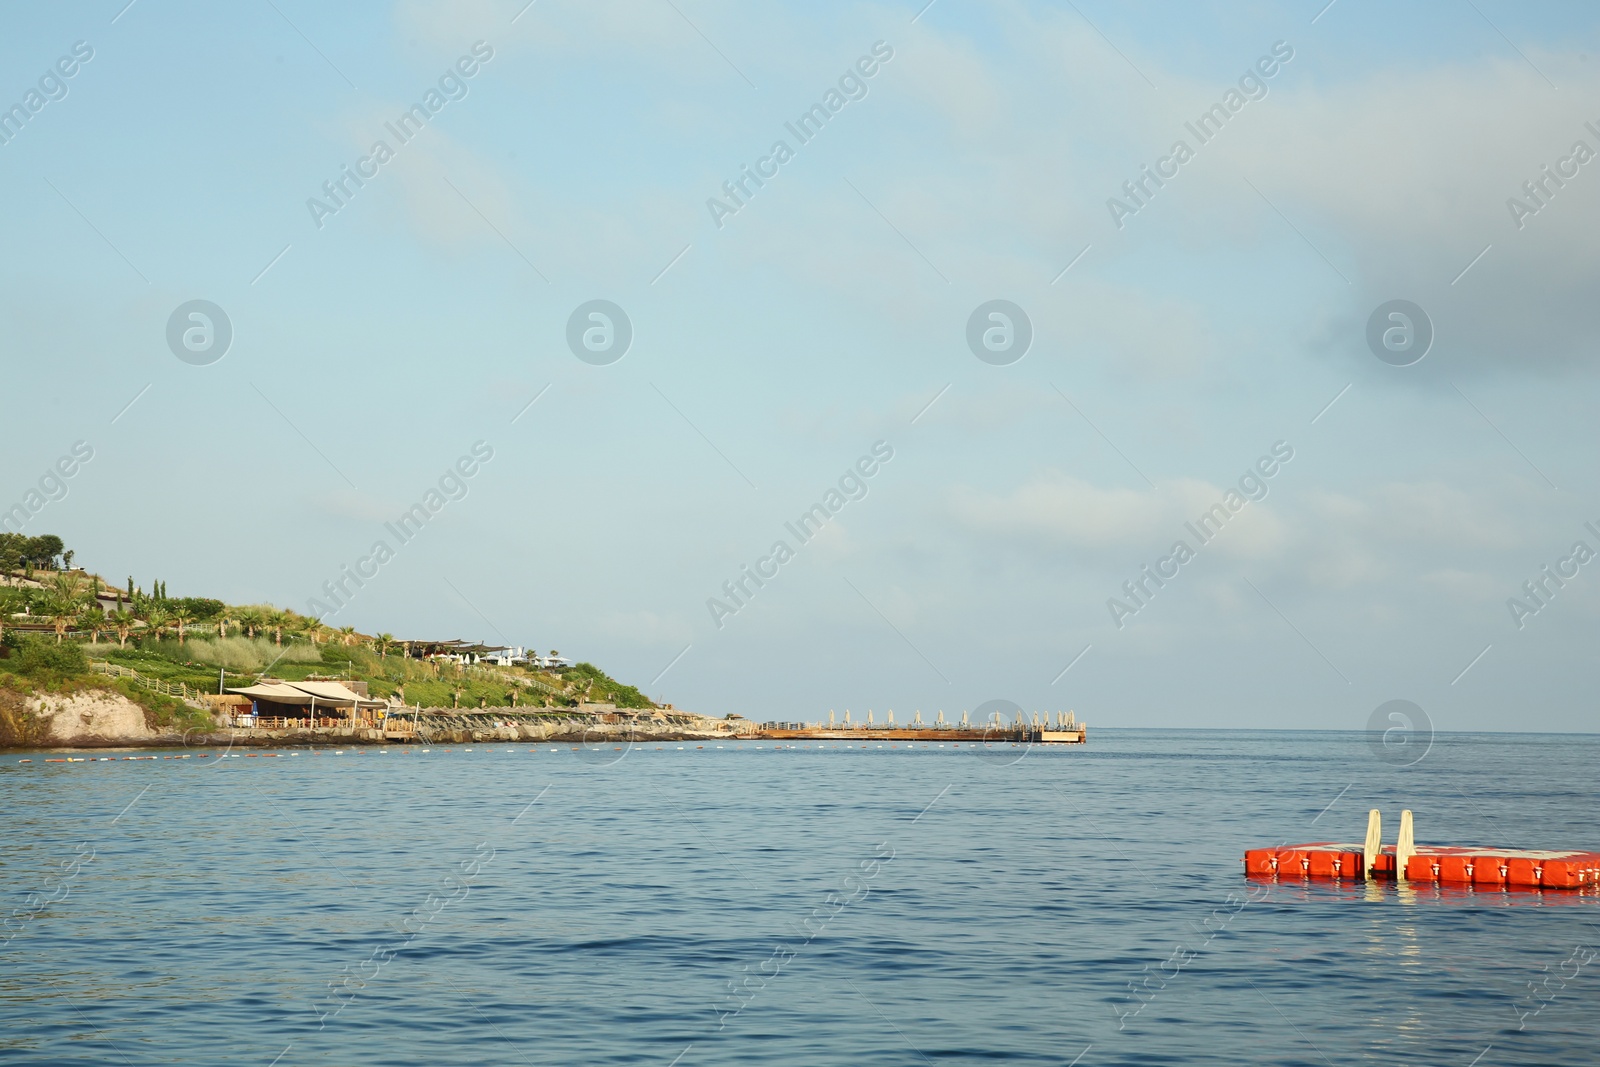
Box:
[201,708,1088,747]
[752,724,1087,744]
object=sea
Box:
[1,729,1596,1066]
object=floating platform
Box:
[1245,843,1600,888]
[1244,810,1600,889]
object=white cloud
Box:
[949,472,1186,549]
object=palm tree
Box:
[267,609,289,646]
[217,611,237,638]
[237,606,267,638]
[142,607,172,643]
[171,607,196,646]
[0,587,22,643]
[374,633,394,657]
[107,609,135,648]
[49,572,88,603]
[84,608,107,644]
[42,593,78,643]
[39,574,90,643]
[339,625,357,647]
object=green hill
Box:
[0,533,656,733]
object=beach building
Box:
[226,678,388,728]
[400,639,509,665]
[397,639,569,669]
[421,639,483,663]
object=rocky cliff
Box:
[0,686,168,747]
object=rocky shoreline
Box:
[2,730,744,752]
[0,685,750,751]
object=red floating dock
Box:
[1244,843,1600,888]
[1245,810,1600,890]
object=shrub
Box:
[15,636,88,678]
[170,597,226,620]
[566,662,653,708]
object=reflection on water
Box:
[1,730,1596,1065]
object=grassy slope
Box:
[86,641,655,711]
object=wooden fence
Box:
[90,661,212,709]
[238,715,414,732]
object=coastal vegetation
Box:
[0,632,199,745]
[0,533,657,740]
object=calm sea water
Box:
[2,730,1597,1066]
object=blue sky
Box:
[4,0,1598,731]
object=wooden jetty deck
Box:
[752,725,1087,744]
[206,709,1088,747]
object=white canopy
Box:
[227,680,386,709]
